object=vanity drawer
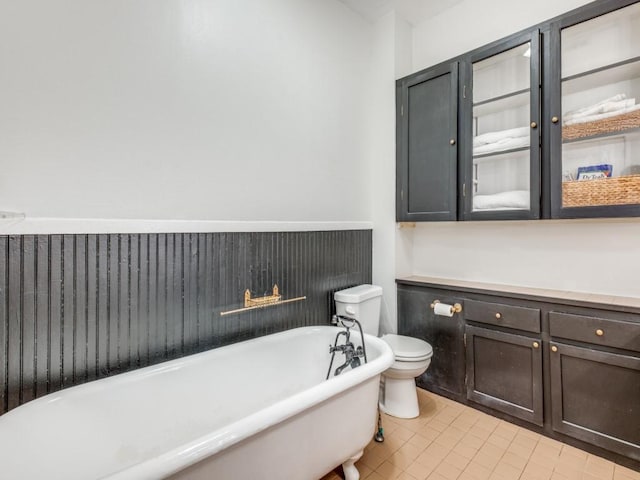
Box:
[465,300,540,333]
[549,312,640,353]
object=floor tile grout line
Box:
[321,390,639,480]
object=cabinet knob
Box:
[596,329,604,337]
[495,312,502,319]
[551,116,559,124]
[551,345,558,353]
[450,139,456,145]
[533,341,540,349]
[530,121,537,129]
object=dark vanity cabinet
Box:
[548,311,640,461]
[397,278,640,469]
[464,300,543,426]
[396,284,465,396]
[396,63,459,221]
[397,0,640,221]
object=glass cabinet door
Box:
[464,31,540,220]
[552,2,640,216]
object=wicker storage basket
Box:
[563,109,640,141]
[562,175,640,207]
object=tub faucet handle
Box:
[335,314,357,329]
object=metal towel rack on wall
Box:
[219,284,306,316]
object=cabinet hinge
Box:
[462,183,466,197]
[401,104,404,116]
[463,85,467,99]
[463,332,467,347]
[401,189,404,200]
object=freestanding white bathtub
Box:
[0,326,393,480]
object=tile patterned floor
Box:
[320,389,640,480]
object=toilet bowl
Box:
[334,284,434,419]
[380,334,433,418]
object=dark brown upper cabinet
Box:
[397,0,640,221]
[549,0,640,218]
[461,30,541,221]
[396,62,459,221]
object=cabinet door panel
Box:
[397,286,465,397]
[397,63,458,221]
[463,30,541,221]
[550,342,640,460]
[550,2,640,218]
[467,325,543,426]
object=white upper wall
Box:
[0,0,373,223]
[410,219,640,298]
[368,12,414,334]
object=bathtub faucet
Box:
[328,316,367,376]
[329,340,364,376]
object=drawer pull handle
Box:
[532,341,539,349]
[596,329,604,337]
[551,116,559,124]
[495,313,502,319]
[551,345,558,352]
[530,121,537,129]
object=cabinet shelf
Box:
[562,55,640,83]
[473,145,529,161]
[562,56,640,96]
[473,90,530,117]
[474,88,529,108]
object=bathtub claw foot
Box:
[342,450,363,480]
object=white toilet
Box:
[334,284,433,419]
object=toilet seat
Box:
[381,334,433,362]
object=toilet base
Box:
[380,376,420,419]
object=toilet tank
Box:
[334,284,383,336]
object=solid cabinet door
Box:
[466,325,543,426]
[549,1,640,218]
[397,286,466,397]
[396,62,458,221]
[462,30,541,220]
[550,342,640,461]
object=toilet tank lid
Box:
[334,284,383,303]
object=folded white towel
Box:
[473,135,530,155]
[564,98,635,122]
[563,103,640,126]
[473,190,530,210]
[473,126,529,147]
[563,93,627,119]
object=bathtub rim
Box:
[107,325,393,479]
[2,325,392,480]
